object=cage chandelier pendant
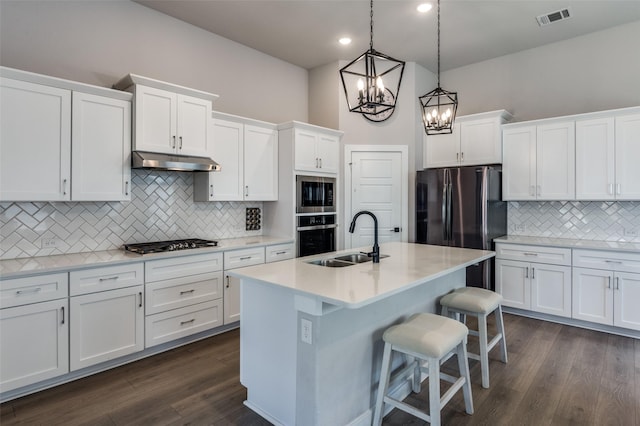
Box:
[339,0,405,122]
[419,0,458,135]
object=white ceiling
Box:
[134,0,640,72]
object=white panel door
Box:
[572,267,613,325]
[348,151,403,248]
[0,78,71,201]
[530,263,572,318]
[575,117,615,200]
[71,92,131,201]
[614,272,640,331]
[536,121,575,200]
[135,85,176,154]
[176,94,211,157]
[495,259,530,310]
[244,124,278,201]
[502,126,536,200]
[615,113,640,200]
[210,118,244,201]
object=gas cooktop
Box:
[123,239,218,254]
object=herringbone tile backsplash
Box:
[0,170,263,259]
[508,201,640,242]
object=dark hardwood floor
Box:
[1,314,638,425]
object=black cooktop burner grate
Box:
[123,239,218,254]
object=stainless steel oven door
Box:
[297,225,336,257]
[296,175,336,213]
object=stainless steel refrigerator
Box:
[416,165,507,289]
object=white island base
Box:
[231,243,494,425]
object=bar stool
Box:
[372,313,474,426]
[440,287,508,389]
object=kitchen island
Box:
[229,242,494,426]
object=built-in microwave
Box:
[296,175,336,213]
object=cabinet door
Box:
[0,299,68,393]
[71,92,131,201]
[614,272,640,331]
[244,124,278,201]
[460,118,501,165]
[206,118,244,201]
[0,78,71,201]
[615,113,640,200]
[176,94,211,157]
[316,133,340,174]
[223,274,241,324]
[70,285,144,371]
[502,126,536,200]
[294,129,319,172]
[134,85,176,154]
[495,259,530,309]
[572,267,613,325]
[575,117,615,200]
[536,121,575,200]
[423,123,460,168]
[530,263,572,318]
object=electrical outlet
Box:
[301,318,312,344]
[41,238,58,249]
[624,229,638,238]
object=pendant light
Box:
[340,0,405,122]
[419,0,458,135]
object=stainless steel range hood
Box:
[132,151,220,172]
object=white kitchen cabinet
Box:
[1,67,133,202]
[614,113,640,200]
[293,127,340,174]
[194,113,278,201]
[0,273,69,393]
[265,243,295,263]
[424,110,512,168]
[502,121,575,200]
[69,263,144,370]
[223,246,266,324]
[71,92,131,201]
[0,77,71,201]
[114,74,219,158]
[572,249,640,331]
[495,243,572,318]
[144,252,224,347]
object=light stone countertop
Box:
[494,235,640,253]
[228,242,495,309]
[0,236,293,279]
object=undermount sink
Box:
[307,253,389,267]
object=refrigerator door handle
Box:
[442,170,449,242]
[480,167,489,250]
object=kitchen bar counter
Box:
[494,235,640,253]
[0,236,293,278]
[230,242,494,426]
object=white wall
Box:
[0,0,308,124]
[442,20,640,121]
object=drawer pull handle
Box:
[616,277,620,290]
[523,253,538,256]
[531,267,535,279]
[99,276,119,282]
[139,292,143,308]
[180,289,195,295]
[275,251,287,255]
[61,306,65,325]
[226,276,230,288]
[180,319,195,326]
[240,256,252,260]
[16,287,42,295]
[525,267,529,279]
[607,277,612,289]
[604,260,622,264]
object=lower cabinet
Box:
[223,246,266,324]
[144,252,224,347]
[495,244,572,318]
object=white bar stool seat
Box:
[440,287,508,389]
[372,313,474,426]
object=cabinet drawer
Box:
[145,252,223,283]
[224,247,265,270]
[145,271,223,315]
[1,273,68,308]
[573,249,640,273]
[495,243,571,266]
[70,263,143,296]
[145,299,223,348]
[266,243,295,263]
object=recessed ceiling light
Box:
[339,37,352,45]
[417,3,433,13]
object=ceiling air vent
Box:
[536,7,572,27]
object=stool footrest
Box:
[383,396,431,423]
[440,376,467,409]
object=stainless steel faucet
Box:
[348,210,380,263]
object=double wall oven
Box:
[296,175,336,257]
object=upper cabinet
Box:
[0,67,132,202]
[423,110,512,169]
[114,74,218,158]
[503,106,640,201]
[194,112,278,202]
[278,121,342,176]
